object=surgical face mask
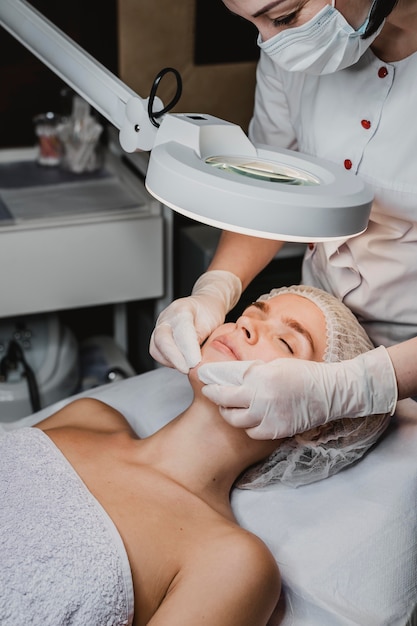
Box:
[257,0,383,75]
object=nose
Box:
[236,315,259,344]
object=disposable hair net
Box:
[237,285,391,489]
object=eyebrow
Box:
[249,300,269,313]
[248,301,315,351]
[282,317,315,352]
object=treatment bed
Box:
[3,366,417,625]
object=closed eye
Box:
[271,12,298,27]
[278,337,294,354]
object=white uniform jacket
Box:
[249,48,417,347]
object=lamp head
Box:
[146,114,373,242]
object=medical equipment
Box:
[0,314,79,421]
[4,367,417,625]
[78,335,136,392]
[0,321,137,421]
[0,0,373,242]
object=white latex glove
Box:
[198,345,398,439]
[149,270,242,373]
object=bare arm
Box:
[387,336,417,400]
[147,532,281,626]
[208,231,284,290]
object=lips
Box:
[210,337,240,360]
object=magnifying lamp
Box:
[0,0,373,242]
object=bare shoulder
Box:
[35,397,134,434]
[148,526,281,626]
[212,528,281,605]
[211,527,279,582]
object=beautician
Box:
[150,0,417,439]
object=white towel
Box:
[0,427,134,625]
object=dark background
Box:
[0,0,259,148]
[0,1,118,148]
[194,0,259,65]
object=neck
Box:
[372,0,417,61]
[136,393,278,518]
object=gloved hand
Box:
[198,345,398,439]
[149,270,242,373]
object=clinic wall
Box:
[117,0,259,132]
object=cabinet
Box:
[0,145,164,352]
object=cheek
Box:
[261,346,286,361]
[252,340,290,361]
[239,336,291,362]
[257,24,275,42]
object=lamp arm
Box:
[0,1,373,241]
[0,0,163,152]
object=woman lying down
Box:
[0,286,390,626]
